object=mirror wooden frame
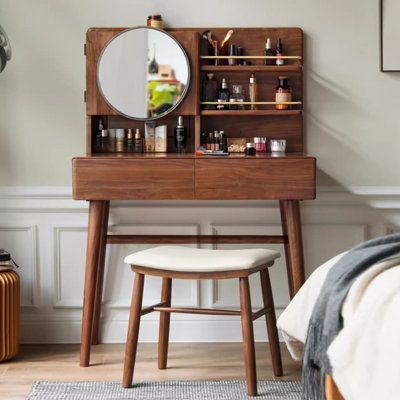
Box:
[96,26,191,121]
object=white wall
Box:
[1,1,400,343]
[1,187,399,343]
[1,0,400,186]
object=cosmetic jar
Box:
[270,139,286,154]
[245,142,256,156]
[254,137,267,153]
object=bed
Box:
[277,252,400,400]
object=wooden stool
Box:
[122,246,283,397]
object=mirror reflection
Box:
[98,27,190,120]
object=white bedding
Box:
[277,253,400,400]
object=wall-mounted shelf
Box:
[200,65,302,73]
[200,109,302,116]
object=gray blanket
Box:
[303,233,400,399]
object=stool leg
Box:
[239,277,257,397]
[158,277,172,369]
[260,269,283,377]
[122,272,145,388]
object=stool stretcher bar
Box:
[141,305,272,320]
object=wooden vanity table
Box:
[73,26,316,367]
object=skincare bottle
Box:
[134,129,143,153]
[276,38,284,66]
[145,124,156,152]
[249,74,257,110]
[202,73,218,109]
[275,76,292,110]
[115,129,125,153]
[229,85,245,110]
[99,129,109,153]
[155,125,167,152]
[108,129,116,152]
[174,116,187,153]
[126,129,134,152]
[218,78,230,110]
[264,38,277,66]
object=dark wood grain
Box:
[239,277,257,396]
[282,200,305,295]
[122,272,145,388]
[260,269,283,377]
[80,200,105,367]
[73,158,195,200]
[158,278,172,370]
[106,234,286,245]
[195,158,316,200]
[91,200,109,345]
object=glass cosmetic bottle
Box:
[202,73,218,109]
[276,38,284,66]
[174,116,187,153]
[249,74,257,110]
[126,129,134,152]
[264,38,277,66]
[218,78,230,110]
[115,129,125,153]
[275,76,292,110]
[99,129,109,153]
[134,128,143,153]
[229,85,245,110]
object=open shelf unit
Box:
[85,27,304,154]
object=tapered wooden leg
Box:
[158,277,172,369]
[260,269,283,377]
[91,201,110,345]
[80,200,105,367]
[239,277,257,397]
[123,272,145,388]
[281,200,305,296]
[279,201,294,298]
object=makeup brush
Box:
[221,29,234,47]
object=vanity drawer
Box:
[73,158,195,200]
[195,158,316,200]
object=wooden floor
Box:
[0,343,301,399]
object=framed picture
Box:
[380,0,400,72]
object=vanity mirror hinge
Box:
[84,43,86,56]
[84,90,87,103]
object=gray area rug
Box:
[27,380,302,399]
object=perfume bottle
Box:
[229,85,245,110]
[202,73,218,109]
[276,38,284,66]
[249,74,257,110]
[134,128,143,153]
[218,78,230,110]
[126,129,134,152]
[174,116,187,153]
[264,38,277,66]
[275,76,292,110]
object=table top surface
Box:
[73,152,316,160]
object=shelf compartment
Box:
[200,55,302,60]
[200,65,302,72]
[201,101,302,106]
[200,109,302,116]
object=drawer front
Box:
[195,158,316,200]
[73,158,195,200]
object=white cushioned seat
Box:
[124,245,280,272]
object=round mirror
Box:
[97,27,190,120]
